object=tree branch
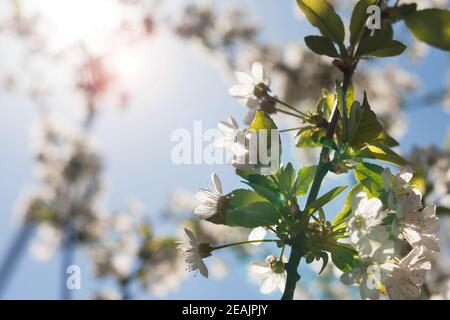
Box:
[281,65,356,300]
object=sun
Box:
[25,0,124,52]
[12,0,182,107]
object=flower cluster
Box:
[343,167,439,299]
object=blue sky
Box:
[0,0,449,299]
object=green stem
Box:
[269,96,309,118]
[280,127,304,133]
[281,67,356,301]
[211,239,278,251]
[281,242,302,300]
[275,108,306,120]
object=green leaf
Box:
[378,131,399,147]
[324,90,335,118]
[354,162,384,197]
[296,0,345,45]
[346,82,355,109]
[246,183,282,205]
[278,163,296,194]
[319,136,339,151]
[249,110,278,131]
[318,252,329,275]
[244,176,282,205]
[350,0,378,46]
[248,110,281,175]
[405,9,450,51]
[296,127,324,148]
[295,165,317,196]
[212,189,282,228]
[360,143,408,166]
[332,183,363,229]
[374,22,394,40]
[330,244,359,273]
[348,94,384,148]
[306,185,348,215]
[227,189,268,208]
[226,202,281,228]
[356,34,407,58]
[304,35,340,57]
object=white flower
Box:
[216,117,249,162]
[381,247,431,300]
[340,265,381,300]
[228,61,271,124]
[347,192,387,256]
[382,167,414,209]
[249,255,286,294]
[194,173,223,219]
[340,241,395,300]
[248,227,268,246]
[396,187,423,216]
[399,204,440,252]
[176,228,210,278]
[383,167,439,252]
[167,188,196,214]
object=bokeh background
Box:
[0,0,449,299]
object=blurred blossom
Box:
[87,204,141,280]
[408,146,450,209]
[78,55,113,101]
[91,289,122,300]
[144,260,187,297]
[29,223,62,261]
[430,279,450,299]
[166,188,196,215]
[196,220,251,251]
[408,40,430,60]
[209,257,228,280]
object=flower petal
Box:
[198,260,209,279]
[235,71,254,86]
[211,173,222,194]
[228,84,253,98]
[248,227,268,245]
[249,261,270,274]
[277,273,287,293]
[218,121,236,135]
[252,62,265,83]
[260,274,276,294]
[183,228,197,245]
